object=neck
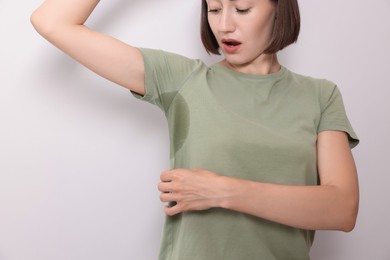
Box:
[221,53,281,75]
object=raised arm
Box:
[31,0,145,95]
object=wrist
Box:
[216,176,246,210]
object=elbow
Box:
[30,9,57,38]
[30,9,41,30]
[337,197,359,232]
[30,10,46,36]
[339,216,357,233]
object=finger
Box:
[161,168,189,182]
[159,192,175,202]
[164,204,183,216]
[157,181,172,193]
[160,169,175,182]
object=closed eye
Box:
[236,8,251,14]
[208,9,221,14]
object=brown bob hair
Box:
[201,0,301,55]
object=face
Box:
[206,0,277,71]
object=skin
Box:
[31,0,359,232]
[159,131,359,231]
[206,0,280,75]
[158,0,359,232]
[30,0,145,95]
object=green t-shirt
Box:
[131,48,359,260]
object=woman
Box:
[31,0,359,259]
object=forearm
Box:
[159,132,359,232]
[219,176,358,232]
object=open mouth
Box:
[222,39,241,47]
[221,39,242,53]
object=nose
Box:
[218,9,235,33]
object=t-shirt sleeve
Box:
[130,48,203,113]
[317,84,359,148]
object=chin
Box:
[224,57,250,68]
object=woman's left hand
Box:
[158,168,228,216]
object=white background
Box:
[1,0,389,259]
